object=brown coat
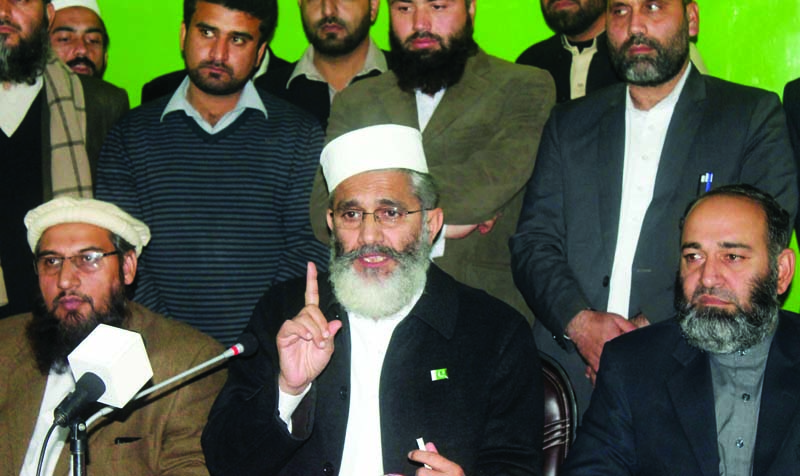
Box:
[0,302,225,475]
[313,50,555,321]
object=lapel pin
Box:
[430,368,448,381]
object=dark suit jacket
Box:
[516,33,620,104]
[139,48,290,104]
[253,49,390,130]
[562,312,800,476]
[202,265,543,476]
[0,303,225,475]
[313,49,555,322]
[41,74,129,199]
[510,66,798,416]
[784,78,800,232]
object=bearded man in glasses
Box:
[203,124,543,476]
[0,196,225,475]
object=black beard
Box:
[389,21,478,95]
[303,14,372,58]
[542,0,605,37]
[608,16,689,87]
[185,59,249,96]
[0,14,50,85]
[675,269,780,354]
[26,285,129,375]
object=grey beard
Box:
[676,270,780,354]
[0,18,50,85]
[328,228,431,319]
[609,16,689,87]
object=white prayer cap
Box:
[321,124,428,193]
[51,0,101,16]
[25,197,151,257]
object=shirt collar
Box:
[560,34,598,55]
[286,38,388,89]
[0,76,44,136]
[160,76,268,126]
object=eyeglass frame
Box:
[33,250,121,276]
[329,206,433,229]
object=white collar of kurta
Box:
[160,76,267,134]
[287,38,388,89]
[0,76,43,136]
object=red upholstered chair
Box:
[541,351,577,476]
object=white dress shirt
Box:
[560,35,599,100]
[21,369,75,476]
[606,65,692,316]
[0,77,43,137]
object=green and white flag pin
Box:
[430,368,448,381]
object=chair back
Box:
[541,351,577,476]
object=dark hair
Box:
[183,0,278,46]
[681,184,792,261]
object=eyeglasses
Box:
[332,207,429,229]
[34,251,120,276]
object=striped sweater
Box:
[96,91,329,345]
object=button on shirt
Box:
[606,64,692,317]
[710,333,773,476]
[561,35,598,100]
[160,77,267,135]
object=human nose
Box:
[208,38,228,62]
[321,0,337,17]
[357,213,384,245]
[0,0,10,19]
[699,257,722,289]
[412,7,431,32]
[56,258,81,291]
[628,8,647,36]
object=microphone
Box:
[68,324,153,408]
[53,373,106,427]
[85,334,259,427]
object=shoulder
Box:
[256,87,320,128]
[78,74,129,106]
[474,50,552,86]
[602,319,683,369]
[697,73,781,109]
[0,313,33,350]
[125,302,224,363]
[784,78,800,104]
[516,35,560,64]
[336,69,398,100]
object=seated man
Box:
[0,197,225,475]
[563,184,799,475]
[202,125,543,476]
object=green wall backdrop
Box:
[99,0,800,310]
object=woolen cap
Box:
[25,197,151,256]
[321,124,428,193]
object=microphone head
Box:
[54,372,106,426]
[68,324,153,408]
[230,333,259,358]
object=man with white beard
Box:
[203,124,543,476]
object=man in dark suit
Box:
[0,0,128,320]
[202,125,542,476]
[563,184,800,476]
[315,0,555,324]
[253,0,389,130]
[517,0,616,103]
[510,0,797,418]
[784,78,800,232]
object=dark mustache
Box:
[315,16,346,29]
[621,33,661,52]
[66,56,96,72]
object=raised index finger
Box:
[305,262,319,307]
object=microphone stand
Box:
[69,419,88,476]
